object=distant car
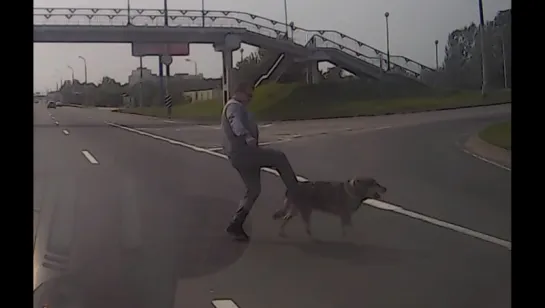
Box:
[47,101,56,109]
[55,101,63,107]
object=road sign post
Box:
[165,94,173,118]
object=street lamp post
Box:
[201,0,205,27]
[384,12,391,71]
[434,40,439,70]
[240,48,244,62]
[163,0,170,81]
[478,0,488,97]
[67,65,75,103]
[501,33,508,89]
[283,0,289,38]
[67,66,75,83]
[78,56,87,83]
[78,56,88,106]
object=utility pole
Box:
[478,0,488,97]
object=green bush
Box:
[120,83,511,122]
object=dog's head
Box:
[347,177,387,200]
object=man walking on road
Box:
[221,82,300,241]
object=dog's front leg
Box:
[340,213,353,239]
[279,216,292,238]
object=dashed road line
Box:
[106,121,511,250]
[212,299,241,308]
[81,150,99,165]
[62,129,70,135]
[54,121,59,126]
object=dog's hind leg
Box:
[278,199,297,238]
[300,209,313,239]
[279,214,294,238]
[340,212,353,238]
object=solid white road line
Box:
[81,150,99,165]
[463,149,511,171]
[62,130,70,135]
[106,121,512,250]
[212,299,240,308]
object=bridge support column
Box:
[214,35,241,105]
[306,61,321,84]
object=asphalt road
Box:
[33,103,511,308]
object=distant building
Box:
[128,68,205,87]
[185,87,222,103]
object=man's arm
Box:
[225,103,257,146]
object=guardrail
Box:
[34,8,435,80]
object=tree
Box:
[431,8,511,90]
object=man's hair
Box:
[234,81,253,93]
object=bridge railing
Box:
[34,8,434,79]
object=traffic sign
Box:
[161,55,173,66]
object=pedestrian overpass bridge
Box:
[34,8,435,102]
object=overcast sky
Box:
[33,0,511,92]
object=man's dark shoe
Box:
[226,222,250,241]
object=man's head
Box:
[233,82,254,104]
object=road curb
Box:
[464,133,511,169]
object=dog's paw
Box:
[272,209,286,220]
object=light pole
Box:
[54,69,63,90]
[67,65,75,103]
[384,12,391,71]
[500,32,508,89]
[240,48,244,62]
[67,66,75,83]
[478,0,488,97]
[78,56,87,83]
[434,40,439,70]
[283,0,289,38]
[185,59,198,76]
[201,0,205,27]
[78,56,88,106]
[163,0,170,81]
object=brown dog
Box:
[272,177,387,238]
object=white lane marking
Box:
[62,130,69,135]
[463,149,511,171]
[106,121,512,250]
[365,199,401,211]
[81,150,99,165]
[390,206,512,250]
[212,299,240,308]
[54,121,59,126]
[198,124,221,130]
